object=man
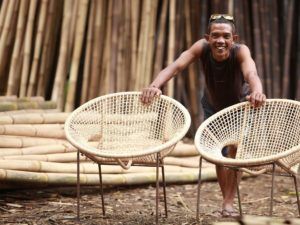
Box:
[141,14,266,217]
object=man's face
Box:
[205,23,237,62]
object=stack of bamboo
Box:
[0,0,299,134]
[0,96,218,189]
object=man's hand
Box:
[246,92,266,107]
[140,86,162,104]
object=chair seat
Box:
[195,99,300,174]
[65,92,191,222]
[195,99,300,219]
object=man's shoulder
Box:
[234,43,251,56]
[188,39,208,58]
[234,43,250,51]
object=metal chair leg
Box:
[77,150,80,221]
[156,153,160,224]
[196,157,203,222]
[235,169,242,216]
[270,163,275,216]
[293,175,300,216]
[98,164,105,216]
[161,164,168,217]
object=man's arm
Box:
[141,39,207,103]
[238,44,266,107]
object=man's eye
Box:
[224,35,231,39]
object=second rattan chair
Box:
[65,92,191,224]
[194,99,300,220]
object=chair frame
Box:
[194,99,300,220]
[76,150,170,224]
[65,92,191,224]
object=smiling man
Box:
[141,14,266,217]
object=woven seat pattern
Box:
[65,92,191,163]
[195,99,300,174]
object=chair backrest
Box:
[65,92,191,159]
[195,99,300,166]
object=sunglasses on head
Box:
[209,14,235,23]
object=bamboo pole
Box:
[0,135,69,148]
[36,0,57,97]
[0,168,215,187]
[19,0,38,97]
[100,0,113,95]
[80,0,95,104]
[144,0,158,87]
[108,0,119,93]
[116,1,125,91]
[169,142,198,157]
[164,156,200,168]
[271,1,281,98]
[27,0,49,97]
[0,109,60,116]
[0,151,86,162]
[0,112,69,125]
[184,0,200,130]
[134,0,147,91]
[0,160,200,174]
[0,124,65,139]
[0,0,9,36]
[282,0,294,98]
[51,0,73,110]
[153,0,168,77]
[65,0,89,112]
[251,0,265,92]
[67,0,78,62]
[6,0,29,96]
[0,144,76,156]
[88,0,105,99]
[166,0,176,97]
[129,0,140,90]
[259,0,272,97]
[122,0,132,91]
[0,101,57,112]
[0,0,18,81]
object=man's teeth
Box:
[217,46,225,50]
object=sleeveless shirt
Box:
[200,43,249,111]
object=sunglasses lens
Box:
[209,14,234,23]
[223,15,234,21]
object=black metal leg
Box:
[77,150,80,221]
[270,163,275,216]
[196,157,203,222]
[293,175,300,216]
[235,169,242,216]
[156,153,160,224]
[98,164,105,216]
[161,164,168,217]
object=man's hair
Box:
[207,17,236,34]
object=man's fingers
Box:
[140,87,162,104]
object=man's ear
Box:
[204,34,209,41]
[233,34,239,42]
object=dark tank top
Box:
[200,43,249,111]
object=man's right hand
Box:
[140,86,162,104]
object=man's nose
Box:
[216,37,225,43]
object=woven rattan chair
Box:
[194,99,300,220]
[65,92,191,223]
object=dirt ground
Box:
[0,175,299,225]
